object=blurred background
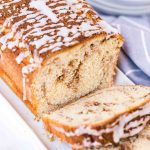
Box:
[87,0,150,86]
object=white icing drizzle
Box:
[16,51,30,64]
[52,102,150,146]
[83,138,102,147]
[0,0,118,100]
[22,63,42,101]
[30,0,59,23]
[66,0,78,5]
[22,63,41,75]
[72,140,112,149]
[98,21,118,34]
[125,116,146,131]
[71,139,112,149]
[57,27,70,37]
[80,22,98,32]
[22,74,27,100]
[123,117,150,138]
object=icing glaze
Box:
[51,102,150,146]
[83,138,102,147]
[30,0,59,23]
[66,0,78,5]
[16,51,30,64]
[71,140,112,149]
[98,21,118,34]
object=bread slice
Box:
[42,85,150,149]
[0,0,123,116]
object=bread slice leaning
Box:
[42,85,150,149]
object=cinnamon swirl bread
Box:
[0,0,123,116]
[43,85,150,149]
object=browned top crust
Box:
[0,0,118,75]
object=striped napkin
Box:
[99,14,150,85]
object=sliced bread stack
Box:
[43,85,150,149]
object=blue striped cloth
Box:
[97,13,150,85]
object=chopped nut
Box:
[93,102,100,106]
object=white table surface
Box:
[0,69,134,150]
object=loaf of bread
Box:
[0,0,123,116]
[43,85,150,149]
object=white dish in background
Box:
[87,0,150,15]
[0,69,133,150]
[117,0,150,5]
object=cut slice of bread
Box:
[42,85,150,149]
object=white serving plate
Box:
[0,69,133,150]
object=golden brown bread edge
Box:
[0,66,37,115]
[42,94,150,149]
[0,33,123,117]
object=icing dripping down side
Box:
[98,21,118,34]
[16,51,30,64]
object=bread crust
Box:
[42,89,150,148]
[0,65,38,115]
